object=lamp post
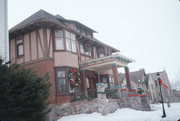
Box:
[157,72,166,118]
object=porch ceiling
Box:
[79,53,135,72]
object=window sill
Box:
[17,55,24,58]
[56,92,70,96]
[54,50,78,55]
[80,53,92,58]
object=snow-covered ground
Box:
[58,103,180,121]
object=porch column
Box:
[112,64,120,86]
[124,66,131,89]
[81,70,87,95]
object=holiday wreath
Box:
[68,69,81,89]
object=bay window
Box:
[71,34,76,52]
[55,30,64,50]
[65,30,76,52]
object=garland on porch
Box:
[68,69,81,89]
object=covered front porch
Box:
[77,53,134,99]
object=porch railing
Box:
[105,88,119,99]
[70,89,97,102]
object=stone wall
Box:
[47,83,151,121]
[47,99,98,121]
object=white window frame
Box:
[55,30,64,50]
[65,30,77,52]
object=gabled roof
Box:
[119,69,146,83]
[147,71,171,87]
[55,15,97,33]
[10,9,70,32]
[10,9,96,33]
[9,9,120,52]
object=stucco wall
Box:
[54,51,79,68]
[9,28,52,64]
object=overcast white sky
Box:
[8,0,180,83]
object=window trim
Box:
[55,67,79,96]
[98,47,105,58]
[54,30,65,50]
[55,68,69,95]
[79,42,93,57]
[16,37,24,57]
[65,30,77,53]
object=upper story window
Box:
[85,50,92,56]
[80,42,92,56]
[65,31,76,52]
[106,48,111,56]
[98,47,105,58]
[80,42,85,54]
[86,31,92,38]
[16,37,24,57]
[55,30,64,50]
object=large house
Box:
[9,10,134,104]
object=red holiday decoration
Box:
[159,79,172,90]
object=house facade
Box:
[147,71,173,103]
[0,0,8,61]
[119,69,174,103]
[9,10,134,104]
[119,69,148,92]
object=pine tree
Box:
[0,59,51,121]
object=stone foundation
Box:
[47,83,151,121]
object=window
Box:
[106,48,111,56]
[80,43,84,54]
[56,70,67,94]
[98,48,105,58]
[71,34,76,52]
[80,42,92,56]
[65,31,76,52]
[102,77,108,83]
[55,30,64,50]
[16,38,24,57]
[85,51,92,56]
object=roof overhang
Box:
[79,53,135,72]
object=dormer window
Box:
[55,30,64,50]
[16,37,24,57]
